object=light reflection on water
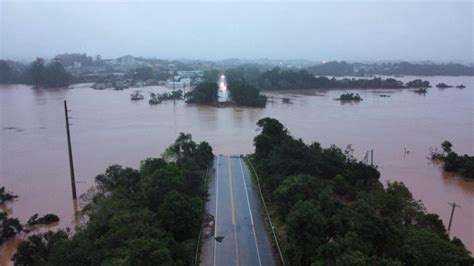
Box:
[1,76,473,262]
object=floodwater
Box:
[1,76,473,263]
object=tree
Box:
[286,200,327,265]
[441,140,453,154]
[12,230,68,265]
[133,66,154,81]
[202,69,220,82]
[45,58,69,87]
[29,58,46,86]
[0,60,12,83]
[159,190,202,241]
[0,212,22,244]
[185,81,218,104]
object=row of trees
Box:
[252,118,473,265]
[307,61,474,76]
[257,67,430,90]
[12,134,214,265]
[432,141,474,179]
[0,58,70,87]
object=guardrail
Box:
[245,156,286,266]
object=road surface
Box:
[201,155,276,266]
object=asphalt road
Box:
[201,155,275,266]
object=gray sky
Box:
[1,0,472,62]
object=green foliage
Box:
[12,230,69,265]
[0,212,22,244]
[252,118,473,265]
[12,134,213,265]
[201,68,220,82]
[185,81,218,104]
[337,92,362,101]
[27,213,60,227]
[0,186,18,204]
[406,79,431,88]
[225,70,267,107]
[28,58,70,87]
[258,67,408,90]
[307,61,473,76]
[432,141,474,179]
[132,66,154,80]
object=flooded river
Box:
[1,76,473,262]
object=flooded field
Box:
[1,76,473,262]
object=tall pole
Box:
[447,202,460,236]
[370,149,374,166]
[64,100,77,200]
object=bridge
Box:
[200,155,276,266]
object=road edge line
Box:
[245,156,286,266]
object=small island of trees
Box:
[436,83,454,88]
[431,141,474,179]
[336,92,362,102]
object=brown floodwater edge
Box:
[0,76,473,263]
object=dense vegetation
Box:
[0,58,69,87]
[431,141,474,179]
[252,118,473,265]
[307,61,474,76]
[185,81,218,104]
[405,79,431,88]
[257,67,422,90]
[336,93,362,102]
[12,134,214,265]
[1,188,22,245]
[225,68,267,107]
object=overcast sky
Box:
[0,1,472,62]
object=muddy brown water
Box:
[1,76,473,263]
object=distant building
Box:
[177,71,203,79]
[120,55,136,66]
[73,61,82,68]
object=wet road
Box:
[201,155,275,266]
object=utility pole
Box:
[370,149,374,166]
[447,202,460,236]
[64,100,77,200]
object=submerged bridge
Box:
[200,155,276,266]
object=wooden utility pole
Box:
[447,202,460,236]
[370,149,374,166]
[64,100,77,200]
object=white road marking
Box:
[239,157,262,266]
[213,155,220,266]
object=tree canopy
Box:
[12,134,213,265]
[225,68,267,107]
[432,141,474,179]
[257,67,427,90]
[252,118,473,265]
[185,81,218,104]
